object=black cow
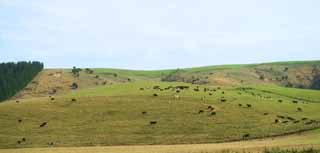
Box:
[243,134,250,139]
[150,121,157,125]
[277,115,285,119]
[287,117,295,121]
[40,122,47,128]
[198,110,204,114]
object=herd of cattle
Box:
[140,84,320,139]
[13,84,320,146]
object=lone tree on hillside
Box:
[72,66,82,77]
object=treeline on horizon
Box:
[0,61,43,102]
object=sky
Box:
[1,0,320,69]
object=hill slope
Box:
[13,60,320,100]
[1,60,319,149]
[1,81,320,148]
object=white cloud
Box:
[1,0,320,68]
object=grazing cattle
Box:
[287,117,295,121]
[277,115,285,119]
[278,100,283,103]
[40,122,47,128]
[297,108,303,112]
[176,90,180,93]
[275,119,279,123]
[209,93,213,96]
[142,111,147,115]
[194,88,199,92]
[139,88,144,90]
[302,117,308,121]
[22,138,26,142]
[246,104,252,108]
[220,99,226,102]
[51,97,55,101]
[294,120,300,124]
[176,86,189,90]
[243,134,250,139]
[292,100,298,104]
[153,93,158,97]
[17,140,21,144]
[210,112,216,115]
[198,110,204,114]
[16,100,19,103]
[221,91,225,94]
[71,98,76,102]
[263,113,269,116]
[282,121,289,124]
[238,104,242,107]
[208,105,214,110]
[150,121,157,125]
[18,119,22,123]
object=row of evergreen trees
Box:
[0,61,43,102]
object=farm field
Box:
[1,61,320,152]
[0,128,319,153]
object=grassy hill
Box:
[0,60,320,149]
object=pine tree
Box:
[0,61,43,102]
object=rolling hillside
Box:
[0,60,320,150]
[12,60,320,100]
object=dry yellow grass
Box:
[1,129,319,153]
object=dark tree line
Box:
[0,61,43,102]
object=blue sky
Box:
[1,0,320,69]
